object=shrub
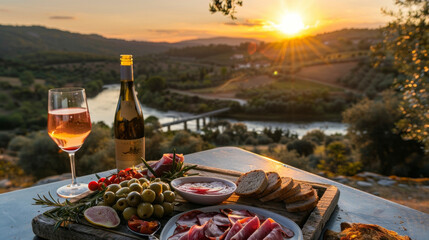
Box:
[317,141,362,176]
[287,139,315,156]
[302,130,325,145]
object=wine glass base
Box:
[57,183,89,199]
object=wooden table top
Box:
[0,147,427,239]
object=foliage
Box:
[19,71,34,86]
[209,0,243,19]
[343,91,426,176]
[144,76,167,92]
[317,141,362,176]
[302,129,326,145]
[162,131,206,154]
[372,0,429,151]
[287,139,315,157]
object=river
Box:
[87,85,347,137]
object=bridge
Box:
[160,107,230,131]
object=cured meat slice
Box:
[213,213,231,227]
[230,216,260,240]
[168,231,189,240]
[188,221,210,240]
[248,218,276,240]
[177,210,203,227]
[221,209,254,217]
[204,219,225,238]
[197,212,219,225]
[148,153,184,177]
[223,221,243,240]
[174,225,190,235]
[263,227,284,240]
[271,221,294,238]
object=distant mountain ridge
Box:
[0,25,259,58]
[0,24,381,59]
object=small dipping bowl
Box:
[171,176,237,205]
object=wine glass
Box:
[47,88,92,198]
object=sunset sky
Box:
[0,0,396,42]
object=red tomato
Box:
[118,170,126,177]
[109,175,117,183]
[97,177,106,183]
[88,181,98,191]
[98,182,107,191]
[134,173,143,179]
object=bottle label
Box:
[115,137,145,170]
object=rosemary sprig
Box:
[33,190,105,230]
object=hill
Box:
[0,25,259,59]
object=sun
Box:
[276,12,305,35]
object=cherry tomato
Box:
[134,173,143,179]
[88,181,98,191]
[98,182,107,191]
[118,170,126,177]
[103,179,111,186]
[98,177,106,183]
[109,175,117,183]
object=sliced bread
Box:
[255,172,281,198]
[285,194,318,212]
[284,184,315,203]
[259,177,293,202]
[235,170,268,197]
[279,182,301,201]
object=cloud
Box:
[49,16,75,20]
[224,19,265,27]
[147,29,210,36]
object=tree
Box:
[372,0,429,151]
[343,91,425,176]
[209,0,243,19]
[19,71,35,87]
[145,76,166,92]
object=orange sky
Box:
[0,0,395,42]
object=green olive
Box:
[97,201,106,206]
[115,198,128,212]
[106,184,121,193]
[153,178,162,182]
[137,202,154,219]
[126,191,142,207]
[160,182,170,192]
[103,191,116,206]
[163,191,176,203]
[154,192,164,204]
[153,204,164,218]
[138,178,150,185]
[115,187,130,199]
[162,202,174,216]
[127,178,140,187]
[141,189,156,203]
[120,180,129,188]
[122,207,138,221]
[149,183,162,195]
[129,183,143,193]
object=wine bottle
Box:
[114,54,145,170]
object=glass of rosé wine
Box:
[47,88,92,198]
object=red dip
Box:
[176,181,233,195]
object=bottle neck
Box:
[120,65,133,81]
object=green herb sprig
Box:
[33,190,105,230]
[141,149,198,182]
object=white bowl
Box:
[170,176,236,205]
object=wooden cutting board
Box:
[32,165,340,240]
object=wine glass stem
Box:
[69,152,78,186]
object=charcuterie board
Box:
[32,164,339,240]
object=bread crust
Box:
[235,170,268,197]
[260,177,293,202]
[284,185,315,203]
[255,172,282,198]
[285,194,318,212]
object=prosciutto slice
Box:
[248,218,276,240]
[230,216,260,240]
[147,153,184,177]
[197,212,219,226]
[204,219,225,239]
[168,231,189,240]
[223,221,243,240]
[213,213,231,227]
[177,210,203,227]
[188,221,210,240]
[263,227,284,240]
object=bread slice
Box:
[235,170,268,197]
[279,182,301,201]
[255,172,281,198]
[260,177,293,202]
[285,194,318,212]
[284,184,315,203]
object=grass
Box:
[295,61,359,85]
[0,76,45,88]
[271,78,342,92]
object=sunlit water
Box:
[87,85,347,137]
